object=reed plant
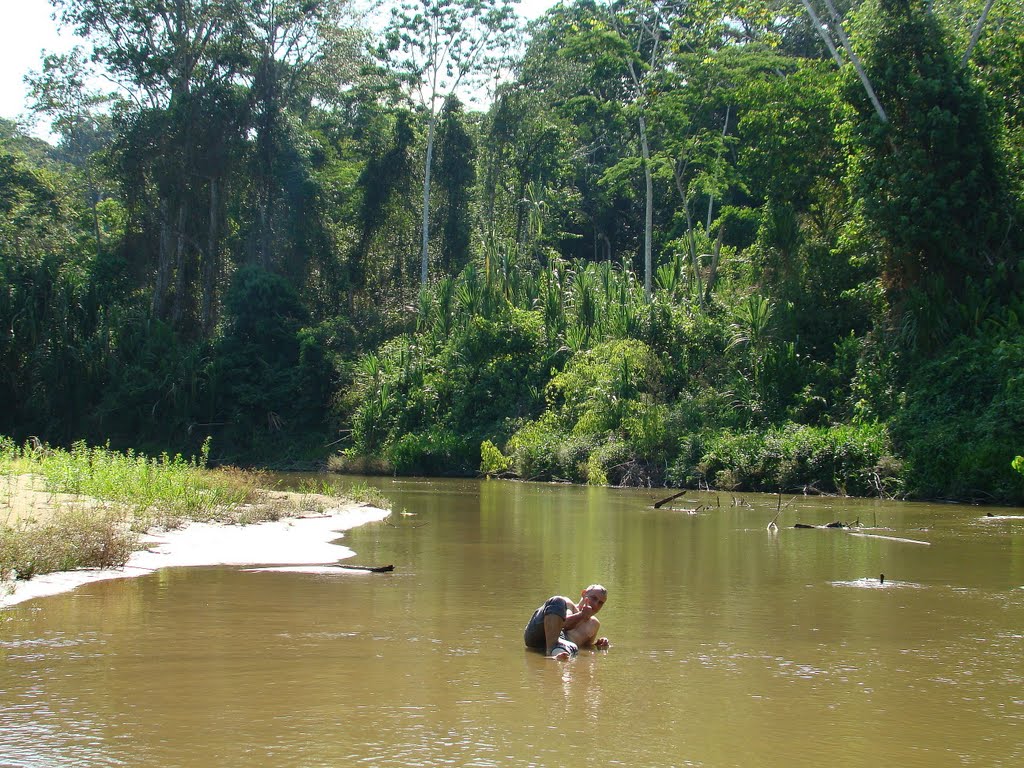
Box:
[1,437,257,527]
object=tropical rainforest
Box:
[2,0,1022,503]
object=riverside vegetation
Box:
[2,1,1023,503]
[0,437,389,584]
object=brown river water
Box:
[1,477,1022,767]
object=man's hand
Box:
[594,637,610,650]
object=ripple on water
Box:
[0,632,103,650]
[831,577,924,589]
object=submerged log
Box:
[332,563,395,573]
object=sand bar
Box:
[1,500,390,609]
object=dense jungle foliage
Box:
[2,0,1023,502]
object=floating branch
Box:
[665,504,711,515]
[847,533,931,546]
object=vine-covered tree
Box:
[380,0,518,285]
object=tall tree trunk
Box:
[704,224,724,304]
[674,160,703,302]
[821,0,888,123]
[706,105,731,231]
[259,189,272,269]
[514,177,527,253]
[420,115,437,286]
[83,152,102,259]
[171,201,190,329]
[153,198,173,320]
[799,0,844,66]
[961,0,996,67]
[201,176,220,337]
[639,114,653,301]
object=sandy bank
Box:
[2,473,107,525]
[1,493,391,609]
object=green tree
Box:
[55,0,247,335]
[349,108,416,306]
[843,0,1013,339]
[434,97,477,275]
[26,47,117,257]
[380,0,518,285]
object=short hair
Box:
[584,584,607,596]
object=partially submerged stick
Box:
[331,563,395,573]
[653,490,687,509]
[768,494,796,530]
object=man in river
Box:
[523,584,611,660]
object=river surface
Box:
[1,478,1022,767]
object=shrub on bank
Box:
[893,327,1024,503]
[506,412,590,482]
[504,340,668,484]
[1,509,138,581]
[331,256,1019,502]
[670,422,899,496]
[343,306,549,474]
[386,428,477,475]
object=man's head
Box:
[580,584,608,613]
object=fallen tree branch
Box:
[653,490,687,509]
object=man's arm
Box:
[561,600,591,630]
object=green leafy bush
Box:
[344,299,548,475]
[674,422,897,496]
[480,440,512,476]
[385,428,476,476]
[892,325,1024,502]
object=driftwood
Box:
[666,504,711,515]
[331,563,395,573]
[653,490,687,509]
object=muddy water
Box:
[1,478,1022,767]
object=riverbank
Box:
[1,484,391,608]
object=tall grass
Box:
[1,437,256,526]
[295,477,392,511]
[1,508,138,582]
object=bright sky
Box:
[0,0,560,134]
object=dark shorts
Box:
[524,596,576,654]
